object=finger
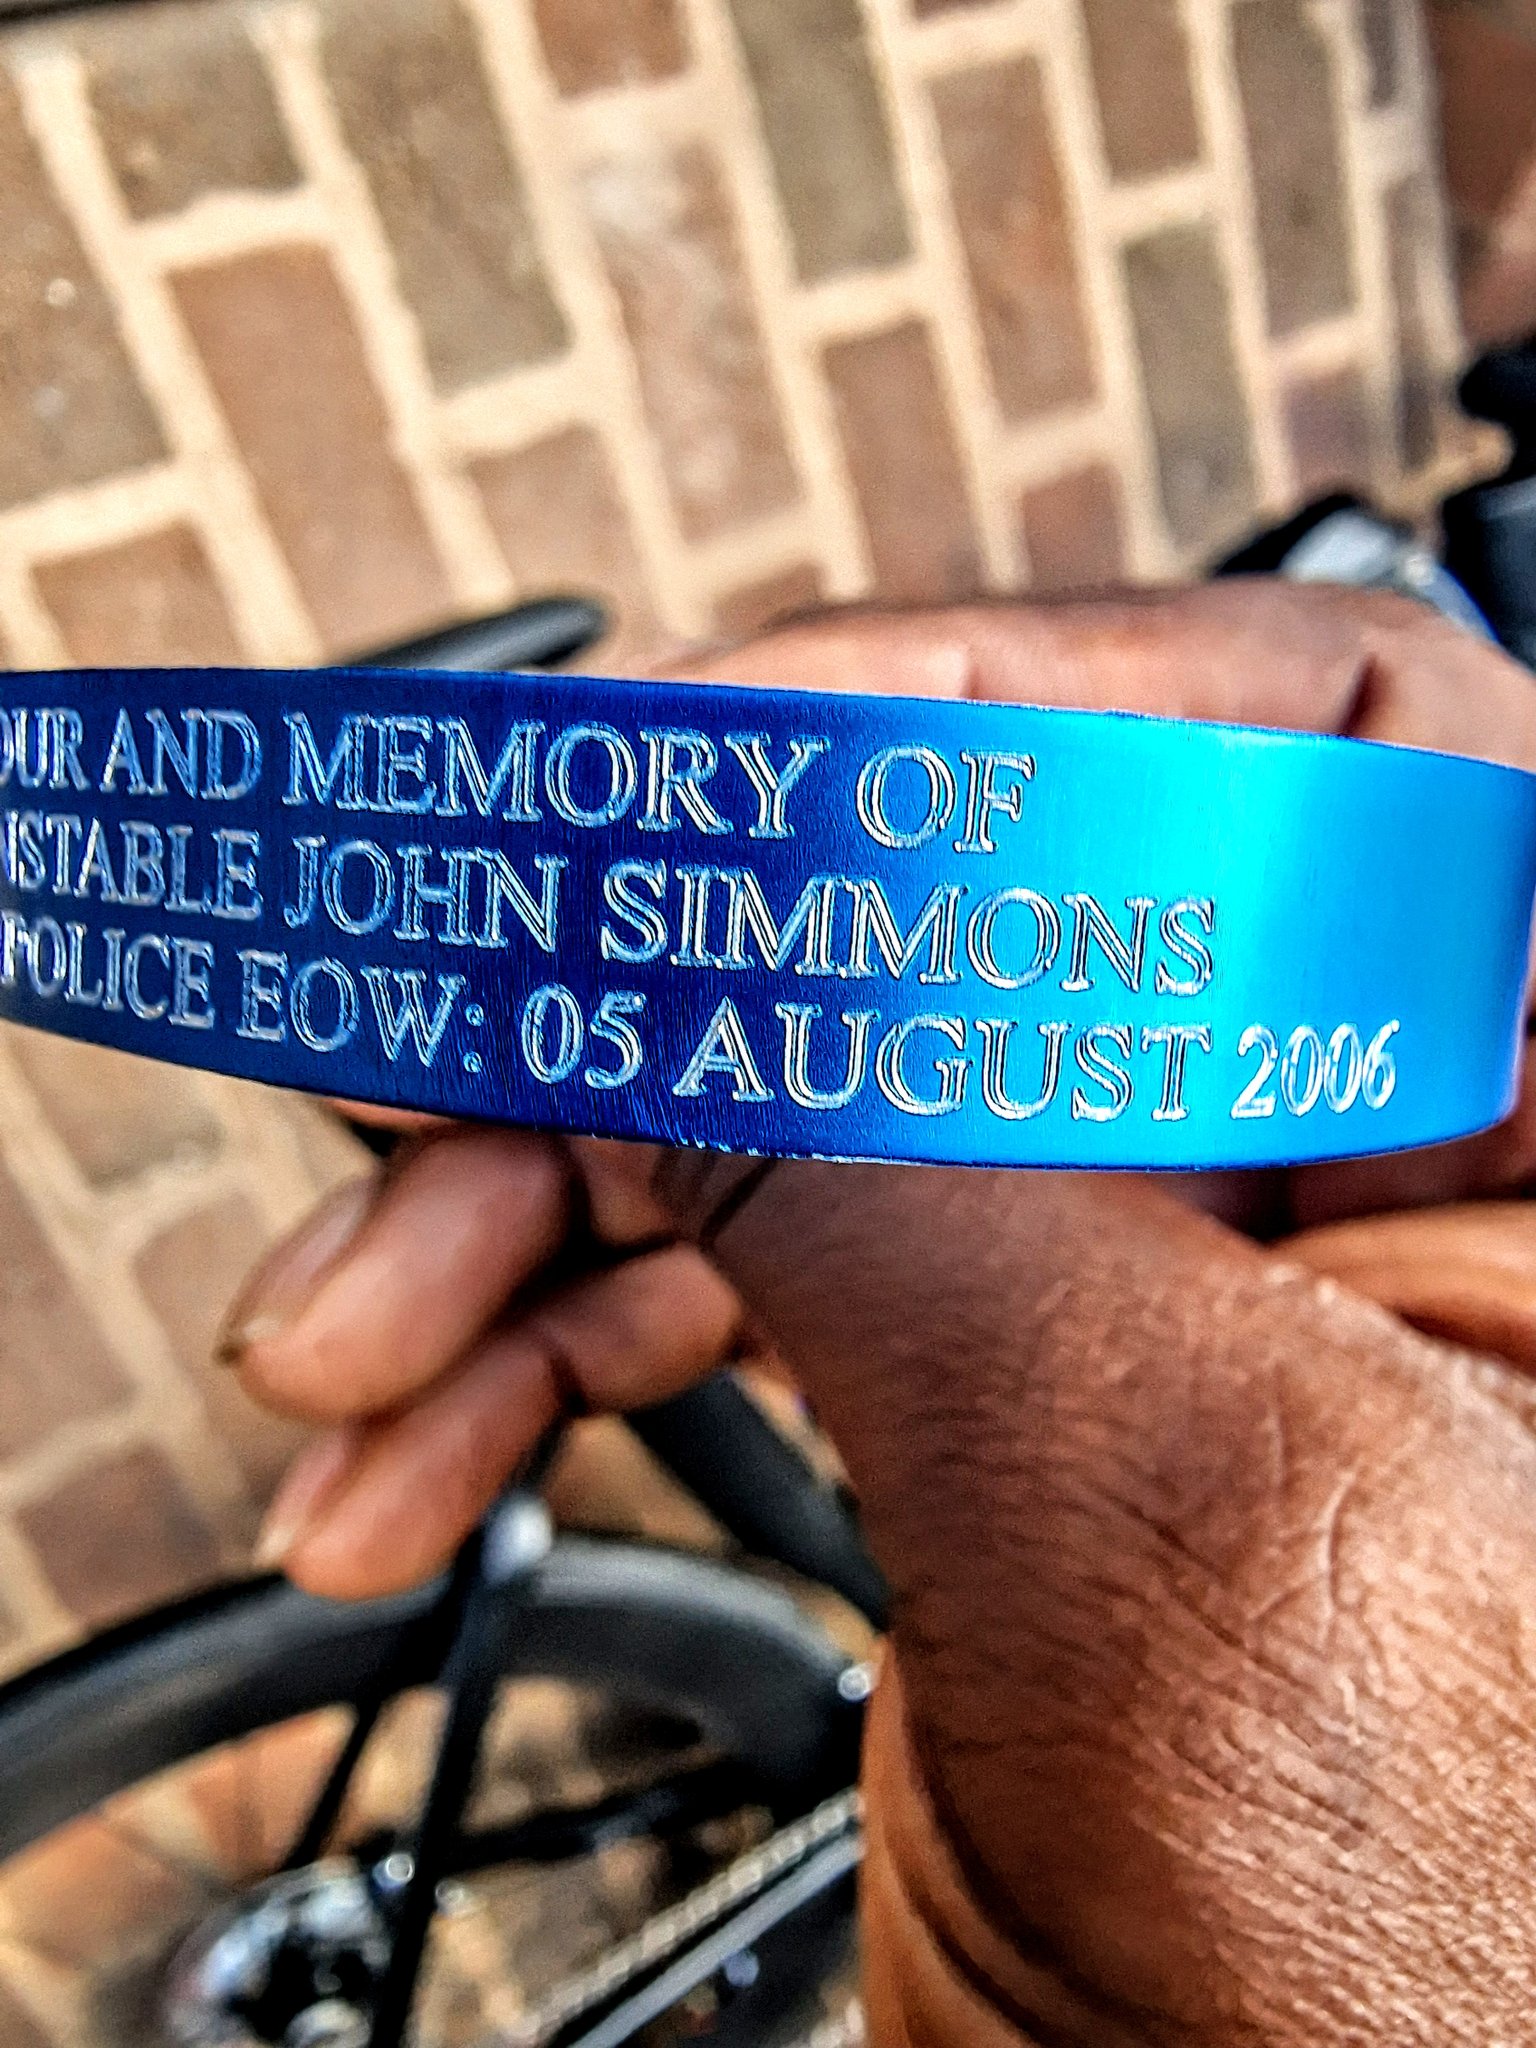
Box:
[648,1149,1536,2040]
[272,1244,742,1598]
[680,583,1536,768]
[227,1127,571,1422]
[1282,1199,1536,1374]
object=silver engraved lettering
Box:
[673,997,774,1102]
[214,829,262,920]
[1154,899,1216,997]
[1070,1023,1134,1121]
[671,865,729,970]
[874,1014,969,1116]
[545,723,638,828]
[65,923,102,1007]
[284,712,368,810]
[585,990,647,1090]
[293,958,359,1053]
[124,932,172,1022]
[26,915,67,999]
[171,938,217,1030]
[600,859,669,964]
[722,871,841,974]
[845,879,963,985]
[202,711,262,801]
[437,717,543,823]
[238,949,288,1042]
[362,968,466,1066]
[954,750,1035,854]
[639,729,732,836]
[965,889,1061,990]
[976,1018,1069,1120]
[148,709,198,798]
[100,708,150,796]
[1140,1022,1212,1121]
[1061,894,1154,993]
[76,817,123,903]
[723,733,829,839]
[776,1003,876,1110]
[121,822,165,907]
[855,745,958,850]
[322,839,396,936]
[374,715,436,815]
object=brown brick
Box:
[585,144,799,540]
[714,560,824,638]
[19,1443,223,1628]
[1386,177,1446,469]
[1232,0,1357,336]
[5,1035,222,1190]
[34,523,241,667]
[0,1159,129,1460]
[0,69,164,510]
[172,245,451,652]
[1080,0,1202,182]
[532,0,689,94]
[1284,365,1379,496]
[135,1195,309,1506]
[1019,463,1126,592]
[1359,0,1404,104]
[724,0,909,280]
[0,1809,203,1968]
[80,6,300,221]
[319,0,568,393]
[1123,225,1258,553]
[1428,4,1536,224]
[823,320,984,601]
[471,427,664,673]
[0,1982,49,2048]
[910,0,986,14]
[932,58,1096,421]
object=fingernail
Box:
[217,1176,377,1366]
[255,1427,360,1569]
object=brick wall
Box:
[1428,0,1536,341]
[0,0,1479,1674]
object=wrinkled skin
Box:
[223,584,1536,2044]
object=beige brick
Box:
[19,1444,223,1627]
[1123,225,1258,554]
[1232,0,1358,337]
[4,1033,222,1190]
[1019,463,1127,593]
[1284,364,1380,497]
[471,426,665,673]
[823,321,984,602]
[0,1158,130,1461]
[1387,177,1447,469]
[932,58,1097,422]
[584,142,800,541]
[724,0,910,281]
[0,68,164,510]
[172,244,451,653]
[80,4,300,220]
[532,0,690,94]
[714,560,824,638]
[34,522,241,666]
[1359,0,1407,104]
[319,0,569,393]
[135,1195,309,1509]
[0,1809,202,1968]
[1080,0,1202,182]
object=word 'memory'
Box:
[283,713,1037,855]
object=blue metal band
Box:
[0,665,1533,1171]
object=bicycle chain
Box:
[501,1789,863,2046]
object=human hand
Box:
[223,583,1536,2042]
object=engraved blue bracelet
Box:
[0,665,1533,1171]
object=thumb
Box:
[653,1149,1536,2045]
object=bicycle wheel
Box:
[0,1536,867,2048]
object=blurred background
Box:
[0,0,1530,1713]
